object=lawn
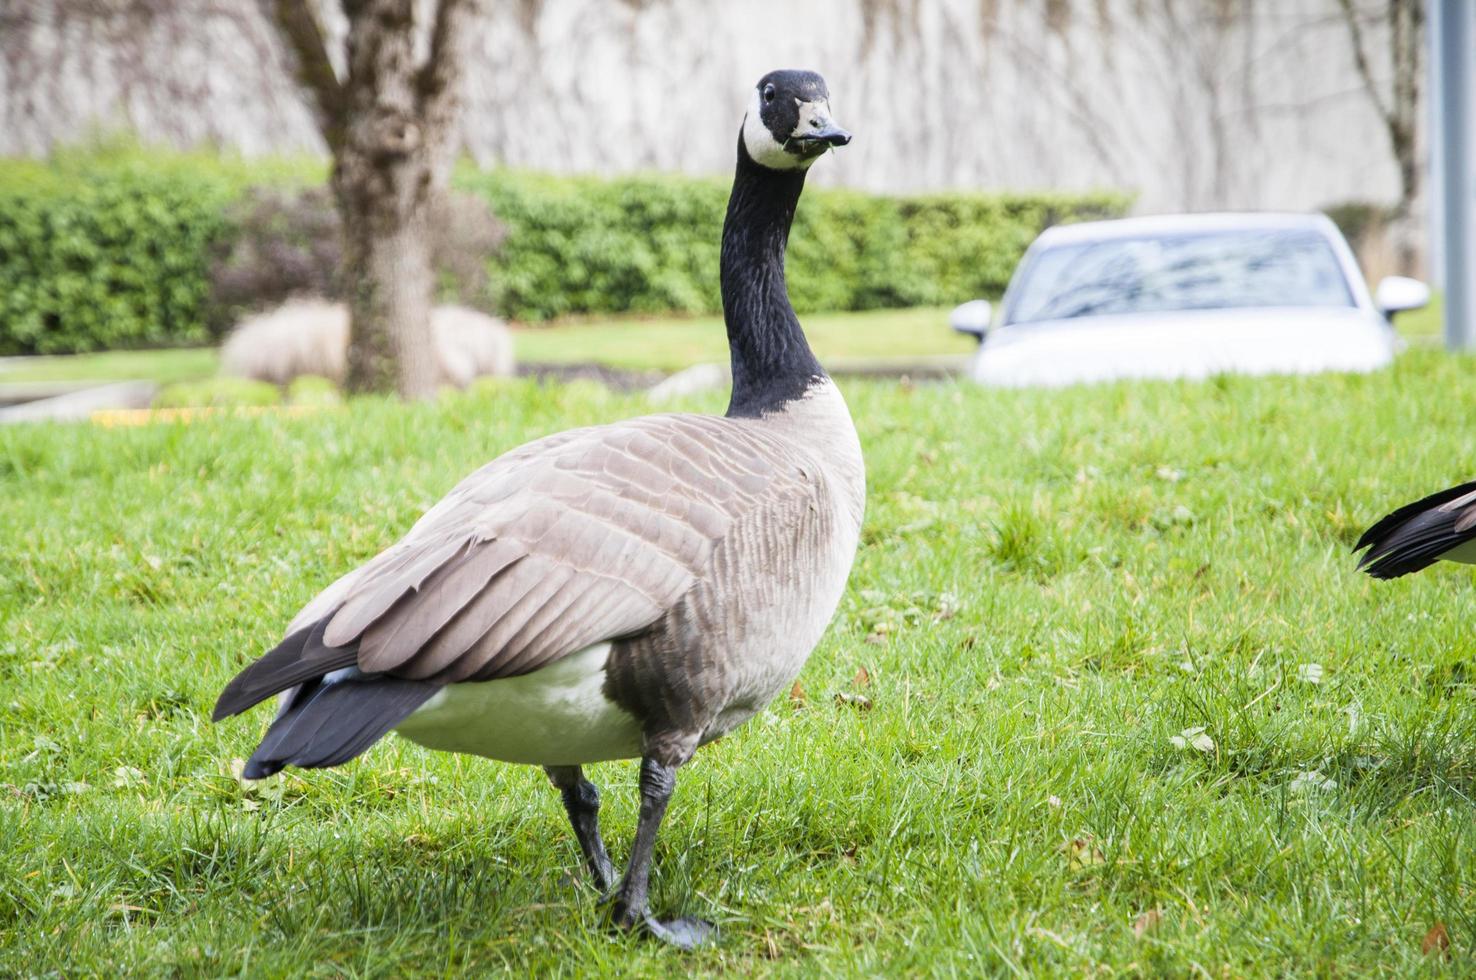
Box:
[0,346,221,386]
[0,298,1443,386]
[0,306,971,386]
[2,338,1474,973]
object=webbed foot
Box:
[643,914,717,949]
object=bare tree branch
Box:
[260,0,345,151]
[419,0,480,174]
[1388,0,1420,156]
[1336,0,1391,124]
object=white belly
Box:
[392,643,643,765]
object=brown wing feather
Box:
[273,414,793,689]
[324,536,471,647]
[357,538,523,671]
[393,557,539,679]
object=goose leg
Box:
[608,756,715,949]
[545,765,617,892]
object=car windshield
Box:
[1006,228,1355,324]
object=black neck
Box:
[721,138,825,418]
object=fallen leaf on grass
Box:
[1422,922,1450,958]
[227,757,287,805]
[1133,908,1163,937]
[1061,836,1105,870]
[834,692,873,711]
[853,666,871,688]
[108,903,153,916]
[24,735,62,763]
[788,681,807,707]
[1288,770,1335,794]
[112,766,146,789]
[1169,726,1215,753]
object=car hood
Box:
[970,307,1397,388]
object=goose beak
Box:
[797,123,852,147]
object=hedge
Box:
[0,147,321,355]
[464,170,1131,321]
[0,148,1130,354]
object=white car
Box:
[951,212,1429,387]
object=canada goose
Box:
[213,69,861,948]
[1355,480,1476,578]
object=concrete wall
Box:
[0,0,1414,219]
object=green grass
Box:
[0,307,970,386]
[513,306,970,369]
[0,297,1441,386]
[3,348,1475,974]
[0,346,220,385]
[1398,293,1443,344]
[0,296,1442,388]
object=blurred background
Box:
[0,1,1421,218]
[0,0,1442,409]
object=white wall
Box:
[0,0,1411,217]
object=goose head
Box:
[741,70,851,171]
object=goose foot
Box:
[603,755,715,949]
[606,896,716,949]
[546,765,618,892]
[643,914,717,949]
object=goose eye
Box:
[762,84,776,104]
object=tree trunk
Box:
[260,0,475,398]
[336,157,440,398]
[1338,0,1423,276]
[333,0,465,398]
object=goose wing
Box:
[1355,479,1476,579]
[214,414,792,720]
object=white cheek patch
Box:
[742,88,804,171]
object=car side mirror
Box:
[950,300,993,343]
[1374,276,1430,318]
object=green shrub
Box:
[1320,199,1396,253]
[461,171,729,321]
[0,142,323,355]
[0,162,229,354]
[461,169,1131,321]
[207,184,504,338]
[0,146,1130,354]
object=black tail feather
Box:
[1355,479,1476,579]
[213,617,360,722]
[241,674,439,779]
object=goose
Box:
[1355,480,1476,578]
[212,69,861,948]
